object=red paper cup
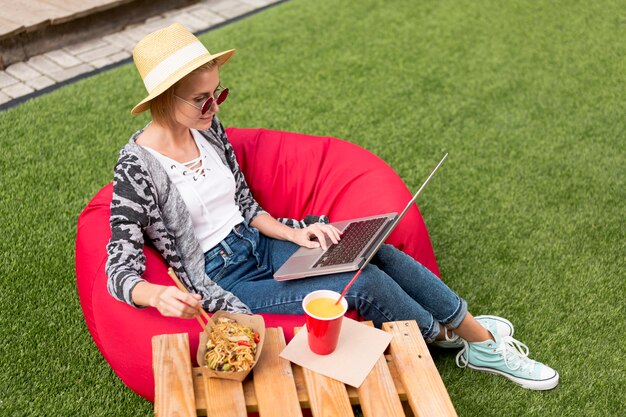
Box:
[302,290,348,355]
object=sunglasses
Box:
[175,85,229,115]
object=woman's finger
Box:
[180,292,201,308]
[311,229,329,250]
[325,225,341,244]
[159,297,186,317]
[178,294,202,318]
[162,290,201,318]
[315,224,341,245]
[297,228,319,248]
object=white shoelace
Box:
[455,340,471,368]
[456,335,534,373]
[497,336,534,372]
[444,328,457,342]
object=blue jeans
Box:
[204,223,468,342]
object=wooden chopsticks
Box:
[166,267,213,336]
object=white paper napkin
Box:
[279,318,392,388]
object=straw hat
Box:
[130,23,236,115]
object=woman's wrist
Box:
[148,285,167,308]
[132,281,165,308]
[251,213,298,242]
[285,226,298,243]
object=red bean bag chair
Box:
[75,127,440,402]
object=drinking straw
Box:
[335,268,363,305]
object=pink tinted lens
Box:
[201,97,214,114]
[216,88,229,105]
[200,88,228,114]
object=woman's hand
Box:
[250,213,342,250]
[291,223,342,250]
[149,285,202,318]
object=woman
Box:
[106,23,558,390]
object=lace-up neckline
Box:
[141,134,210,182]
[176,153,207,181]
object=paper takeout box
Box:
[197,310,265,381]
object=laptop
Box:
[273,153,448,281]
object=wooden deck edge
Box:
[0,0,196,69]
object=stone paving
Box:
[0,0,282,108]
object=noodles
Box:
[204,317,260,372]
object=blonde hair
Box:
[150,60,218,128]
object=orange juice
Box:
[305,297,345,318]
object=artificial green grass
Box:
[1,0,624,415]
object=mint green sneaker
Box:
[475,315,515,339]
[456,334,559,390]
[431,315,514,349]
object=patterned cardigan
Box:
[105,117,326,313]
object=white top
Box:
[143,129,244,252]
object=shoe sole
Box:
[475,315,515,337]
[467,364,560,390]
[431,340,464,349]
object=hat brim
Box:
[130,49,235,115]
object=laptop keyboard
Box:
[312,217,387,268]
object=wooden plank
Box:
[242,377,258,411]
[344,355,408,404]
[193,371,209,415]
[295,327,354,417]
[252,327,303,417]
[193,368,247,417]
[357,322,405,417]
[194,369,259,413]
[291,363,311,405]
[194,370,250,415]
[152,333,197,417]
[382,321,457,417]
[385,355,408,400]
[196,363,304,413]
[301,367,355,417]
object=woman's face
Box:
[173,67,222,130]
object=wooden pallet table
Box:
[152,320,457,417]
